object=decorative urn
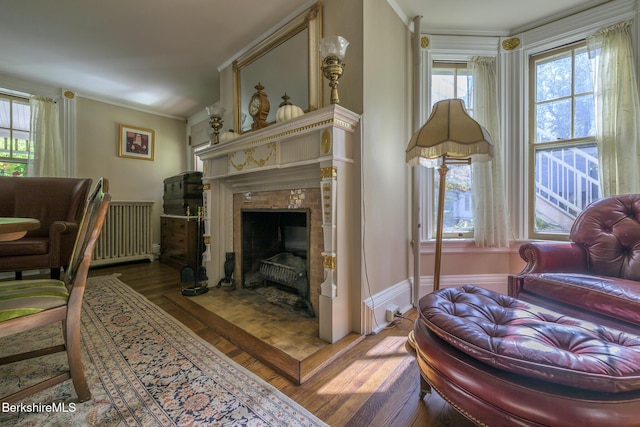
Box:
[276,93,304,123]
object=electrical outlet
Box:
[385,304,399,322]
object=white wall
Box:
[360,0,412,315]
[75,97,187,244]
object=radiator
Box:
[92,201,155,266]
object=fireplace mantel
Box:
[196,104,360,184]
[196,104,361,343]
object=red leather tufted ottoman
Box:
[414,285,640,427]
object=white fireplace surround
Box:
[196,104,361,343]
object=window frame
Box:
[527,41,599,240]
[429,61,474,239]
[418,36,499,245]
[0,93,30,177]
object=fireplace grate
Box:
[260,253,315,317]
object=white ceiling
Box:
[0,0,611,118]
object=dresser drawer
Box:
[159,215,203,270]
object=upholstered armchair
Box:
[515,194,640,277]
[509,193,640,329]
[0,177,92,279]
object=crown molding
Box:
[386,0,413,30]
[521,0,637,52]
[426,34,500,58]
[0,73,60,100]
[77,93,184,120]
[511,0,626,35]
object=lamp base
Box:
[322,57,344,105]
[210,117,223,145]
[328,80,341,105]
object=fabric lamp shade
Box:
[406,98,494,165]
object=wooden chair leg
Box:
[64,318,91,402]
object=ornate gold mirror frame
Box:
[233,2,322,134]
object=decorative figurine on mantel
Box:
[276,93,304,123]
[249,82,270,130]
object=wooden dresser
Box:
[159,215,203,270]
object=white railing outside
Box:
[0,137,30,161]
[535,146,600,219]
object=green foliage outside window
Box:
[0,161,27,176]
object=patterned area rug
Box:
[0,274,327,427]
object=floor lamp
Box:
[406,98,494,296]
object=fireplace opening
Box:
[241,209,315,316]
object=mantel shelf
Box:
[195,104,360,161]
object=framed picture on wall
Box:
[118,124,155,161]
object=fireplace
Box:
[196,104,360,343]
[234,189,322,318]
[241,209,308,282]
[240,209,315,316]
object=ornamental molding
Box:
[501,37,521,51]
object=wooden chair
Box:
[0,178,111,404]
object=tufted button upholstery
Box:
[570,194,640,281]
[419,285,640,393]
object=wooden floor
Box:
[88,261,475,427]
[170,275,366,384]
[182,283,327,361]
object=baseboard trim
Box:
[362,279,412,335]
[361,274,509,335]
[421,274,509,295]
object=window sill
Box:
[419,239,523,254]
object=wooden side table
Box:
[0,217,40,242]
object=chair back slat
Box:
[65,178,111,286]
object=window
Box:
[529,42,599,237]
[0,93,30,176]
[429,62,474,238]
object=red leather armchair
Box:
[510,193,640,332]
[0,177,92,279]
[413,195,640,426]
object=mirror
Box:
[234,3,322,133]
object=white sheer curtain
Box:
[28,96,66,177]
[587,20,640,196]
[468,57,510,247]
